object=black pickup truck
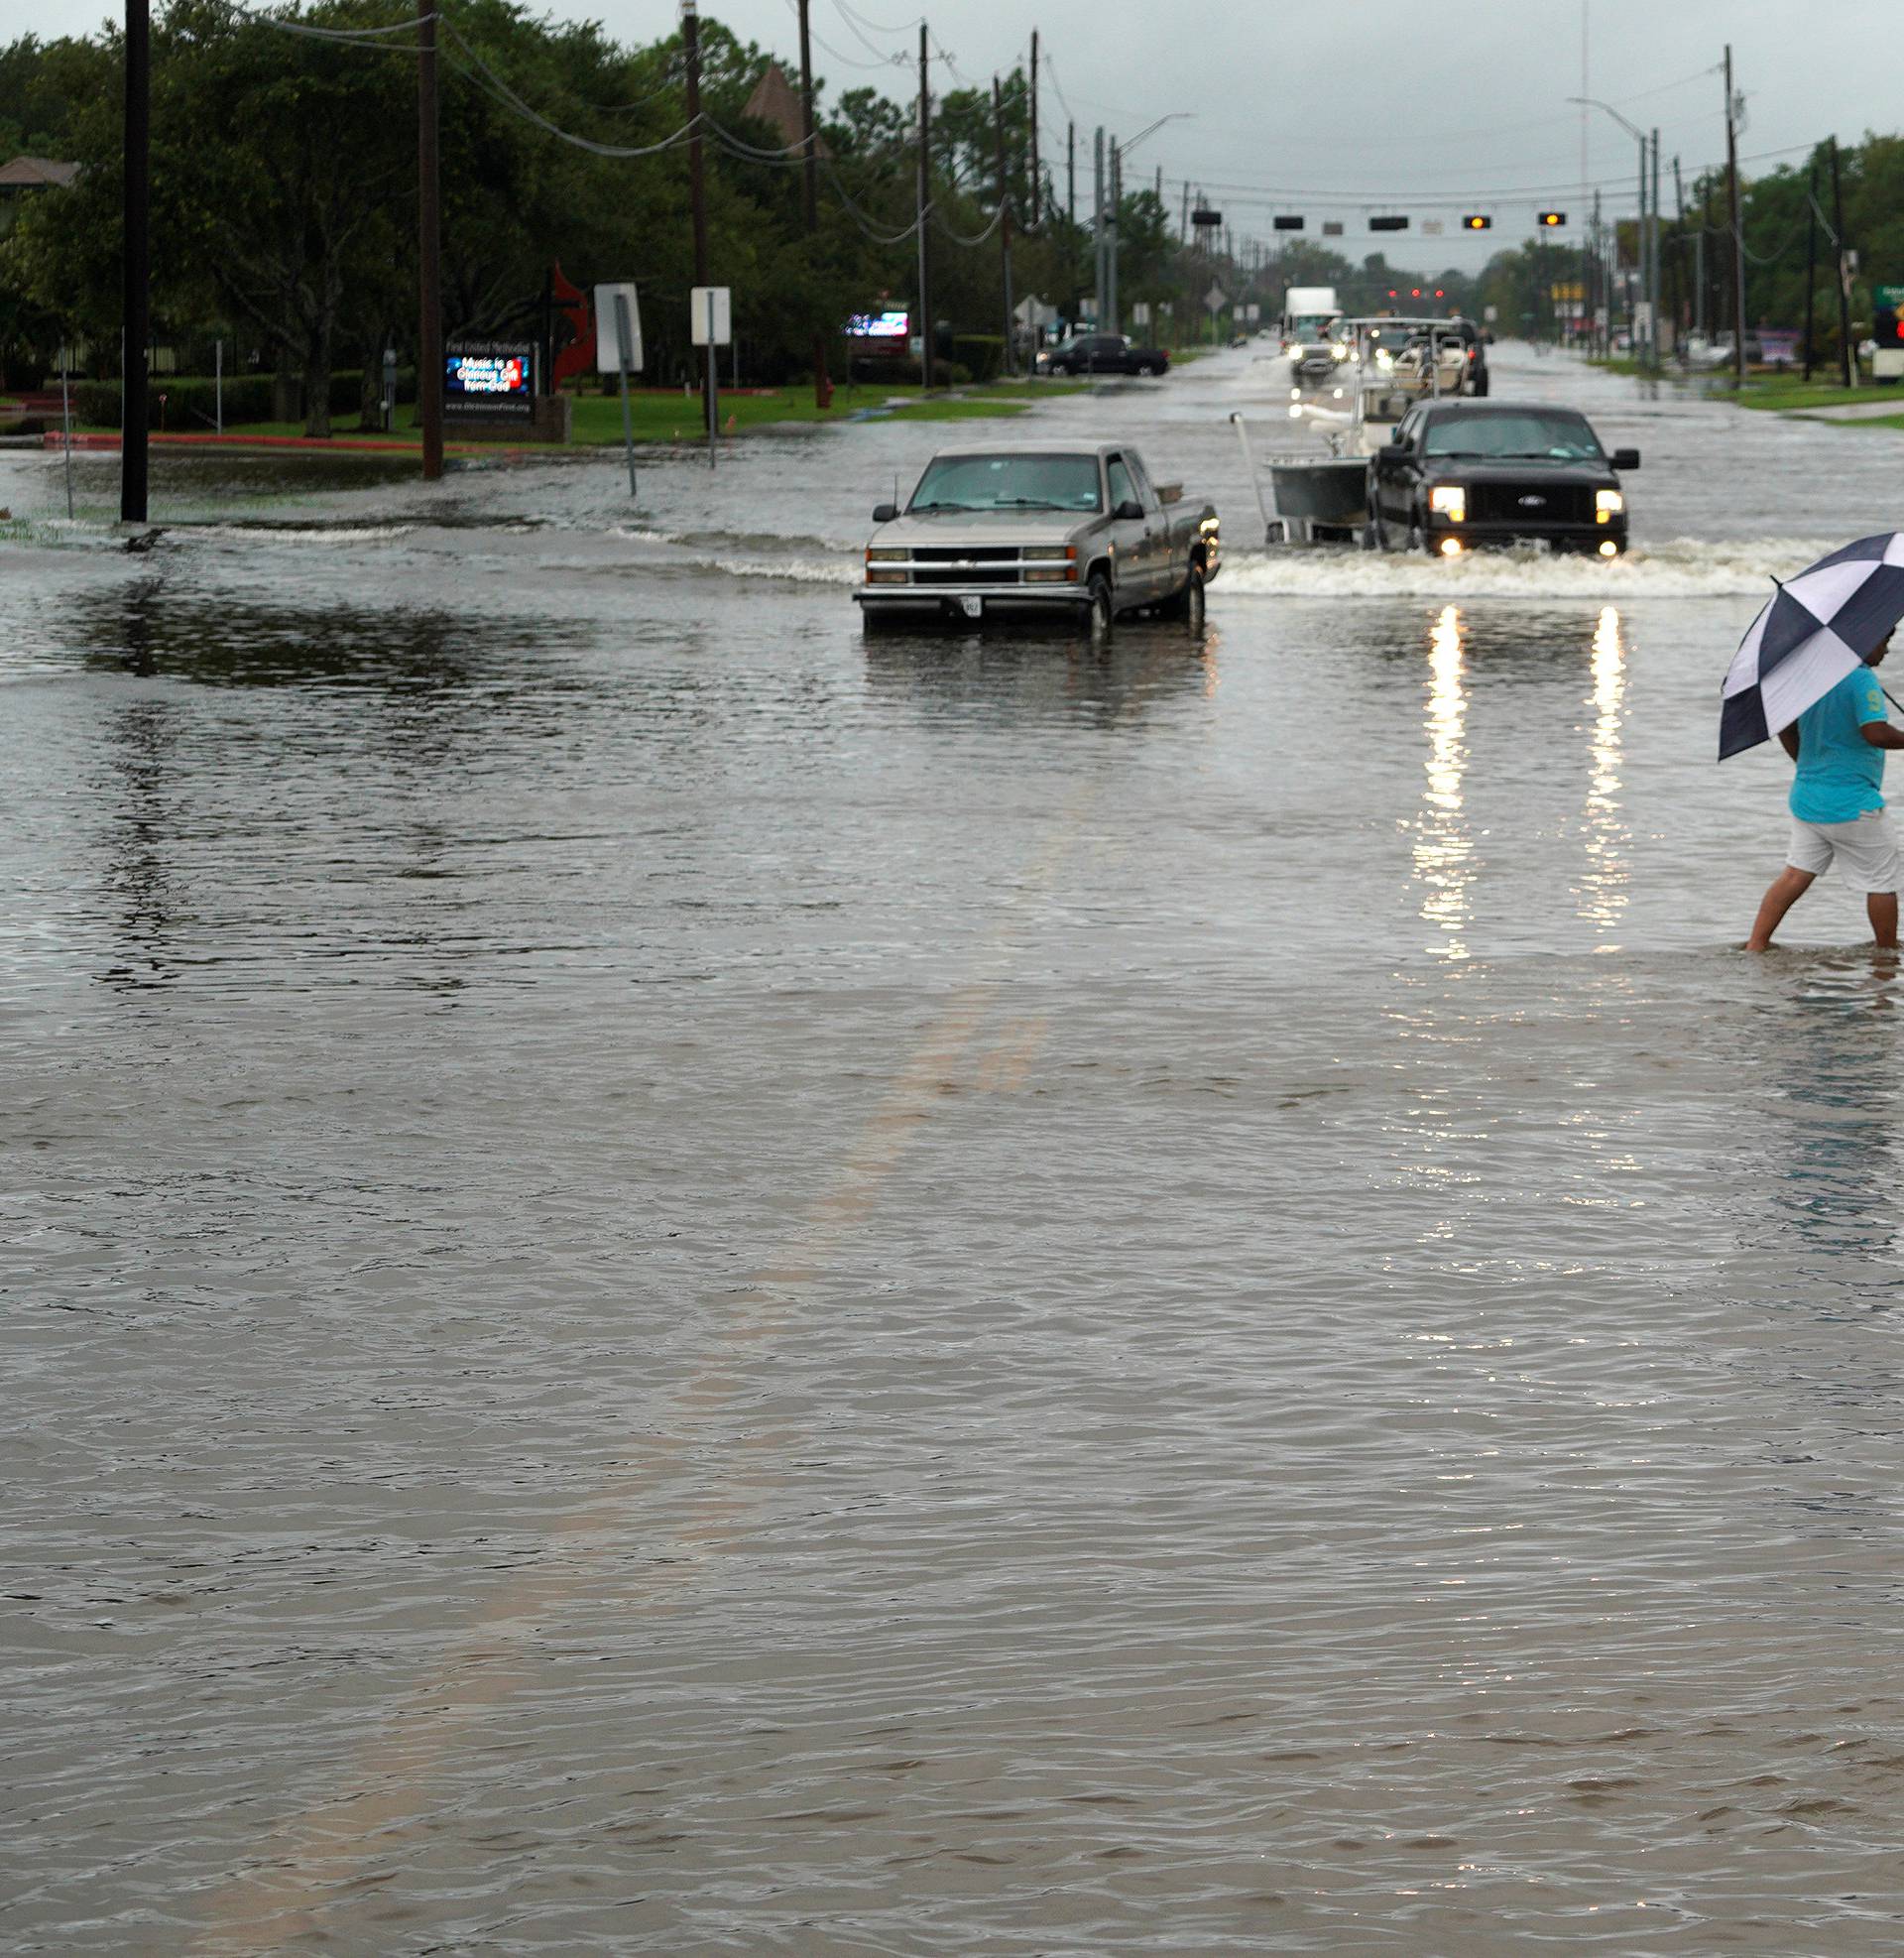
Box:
[1368,400,1639,556]
[1040,333,1171,378]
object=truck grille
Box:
[1468,482,1596,525]
[911,565,1023,586]
[909,546,1020,562]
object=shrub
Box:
[951,334,1007,382]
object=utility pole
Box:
[994,76,1014,376]
[917,24,932,389]
[1831,135,1853,389]
[1649,129,1661,360]
[121,0,150,521]
[683,0,712,430]
[1066,121,1074,228]
[1093,125,1104,325]
[1724,44,1746,389]
[1106,136,1120,335]
[1028,32,1039,229]
[796,0,818,231]
[1803,156,1818,382]
[1672,154,1686,347]
[1591,187,1602,356]
[796,0,830,408]
[416,0,442,481]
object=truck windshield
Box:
[908,453,1102,513]
[1423,412,1603,460]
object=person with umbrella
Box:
[1722,537,1904,950]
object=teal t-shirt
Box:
[1791,666,1888,823]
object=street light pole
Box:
[1569,96,1653,368]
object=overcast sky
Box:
[9,0,1902,266]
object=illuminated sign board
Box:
[445,340,535,417]
[846,308,910,343]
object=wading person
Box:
[1747,629,1904,950]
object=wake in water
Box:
[1217,535,1843,600]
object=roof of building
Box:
[0,156,79,189]
[741,63,826,158]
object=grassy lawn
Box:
[47,374,1096,451]
[1730,373,1904,412]
[1585,356,1904,412]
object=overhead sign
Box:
[1272,214,1303,231]
[1369,214,1409,232]
[444,340,534,416]
[1322,220,1344,237]
[691,286,733,347]
[1191,207,1222,227]
[1421,219,1444,236]
[593,282,643,373]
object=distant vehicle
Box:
[1039,333,1170,377]
[1281,285,1340,347]
[855,440,1221,634]
[1367,400,1639,556]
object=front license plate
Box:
[960,596,983,620]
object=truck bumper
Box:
[855,586,1094,622]
[1426,522,1629,555]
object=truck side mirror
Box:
[1378,442,1409,462]
[1114,499,1144,521]
[873,502,899,523]
[1611,447,1640,471]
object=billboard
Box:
[847,308,910,346]
[445,341,534,416]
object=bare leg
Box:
[1868,890,1899,949]
[1746,865,1817,950]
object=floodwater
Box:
[7,346,1904,1953]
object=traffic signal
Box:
[1369,214,1409,232]
[1272,214,1304,231]
[1878,298,1904,343]
[1537,210,1567,227]
[1463,213,1492,231]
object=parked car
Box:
[1367,401,1639,556]
[1039,333,1170,377]
[855,440,1220,633]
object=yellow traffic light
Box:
[1537,210,1567,227]
[1463,213,1492,230]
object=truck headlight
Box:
[865,549,907,562]
[1289,343,1305,358]
[1595,489,1624,522]
[1331,342,1349,361]
[1021,546,1075,561]
[1428,485,1467,522]
[865,569,909,584]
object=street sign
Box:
[690,286,732,347]
[1322,221,1343,237]
[1421,219,1444,236]
[593,283,643,372]
[1130,302,1151,327]
[1244,303,1260,323]
[1204,283,1228,314]
[1272,214,1303,231]
[1369,214,1408,232]
[1191,208,1222,227]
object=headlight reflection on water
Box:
[1416,602,1472,960]
[1582,605,1629,941]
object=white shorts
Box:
[1788,809,1903,892]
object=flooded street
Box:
[9,345,1904,1951]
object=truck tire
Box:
[1158,559,1205,624]
[1082,569,1114,639]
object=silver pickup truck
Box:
[855,440,1221,635]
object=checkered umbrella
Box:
[1720,534,1904,760]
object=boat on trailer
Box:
[1232,318,1472,546]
